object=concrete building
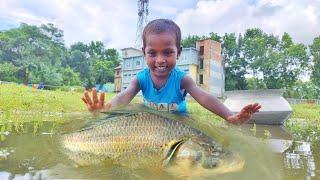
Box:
[114,39,225,97]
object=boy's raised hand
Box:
[227,103,261,125]
[82,88,111,113]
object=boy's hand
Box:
[81,88,111,113]
[227,103,261,125]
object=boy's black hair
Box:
[142,19,181,52]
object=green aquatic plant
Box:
[263,130,272,139]
[250,123,257,136]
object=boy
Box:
[82,19,261,125]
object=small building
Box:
[196,39,225,97]
[114,65,122,92]
[115,39,225,97]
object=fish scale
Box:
[60,112,198,163]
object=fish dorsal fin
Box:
[162,138,189,167]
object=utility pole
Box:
[135,0,149,49]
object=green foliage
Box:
[92,60,114,84]
[222,33,247,90]
[310,36,320,86]
[0,23,119,88]
[0,62,19,82]
[209,32,222,43]
[286,104,320,143]
[180,29,311,93]
[246,78,267,90]
[284,81,320,99]
[181,35,201,48]
[60,67,81,86]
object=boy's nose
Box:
[155,56,166,64]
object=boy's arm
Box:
[181,76,261,124]
[181,76,233,120]
[109,77,140,108]
[82,77,140,112]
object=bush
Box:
[284,81,320,99]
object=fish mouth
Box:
[164,152,245,178]
[210,153,245,174]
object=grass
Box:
[0,83,319,142]
[291,103,320,121]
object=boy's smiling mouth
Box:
[155,66,167,72]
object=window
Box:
[199,57,203,69]
[199,46,204,55]
[136,60,140,66]
[199,74,203,84]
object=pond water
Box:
[0,113,319,180]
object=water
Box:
[0,113,319,179]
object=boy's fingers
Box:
[81,97,87,104]
[254,104,262,112]
[242,104,252,112]
[99,92,105,108]
[84,91,93,105]
[92,88,98,104]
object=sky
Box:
[0,0,320,49]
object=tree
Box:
[222,33,247,90]
[67,49,91,81]
[60,67,81,86]
[0,23,68,85]
[181,35,201,48]
[92,60,114,84]
[243,29,309,89]
[66,41,119,86]
[310,36,320,86]
[0,63,19,82]
[209,32,222,43]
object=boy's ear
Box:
[142,47,145,55]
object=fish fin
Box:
[100,110,133,117]
[78,112,134,132]
[162,138,189,167]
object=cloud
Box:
[1,0,319,48]
[0,0,138,48]
[175,0,320,44]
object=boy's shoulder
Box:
[137,68,149,76]
[173,67,185,74]
[136,68,149,83]
[172,67,187,79]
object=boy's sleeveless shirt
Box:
[136,67,188,115]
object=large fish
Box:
[60,111,244,176]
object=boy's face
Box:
[144,32,180,78]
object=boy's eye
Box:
[147,51,156,57]
[163,50,174,56]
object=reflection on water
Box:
[0,113,319,179]
[284,141,317,179]
[241,123,319,179]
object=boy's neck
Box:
[150,71,171,90]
